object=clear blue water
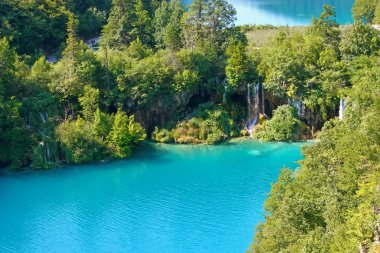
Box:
[0,140,304,253]
[182,0,354,25]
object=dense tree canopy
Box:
[250,53,380,252]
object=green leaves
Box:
[101,0,154,48]
[226,40,251,90]
[57,110,146,163]
[353,0,378,23]
[340,22,380,60]
[169,103,238,144]
[251,51,380,252]
[107,111,146,158]
[255,105,307,141]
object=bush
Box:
[152,127,174,143]
[56,117,108,163]
[57,111,146,164]
[169,103,237,144]
[255,105,307,141]
[107,112,146,158]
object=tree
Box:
[310,5,340,51]
[101,0,135,48]
[79,86,100,119]
[50,13,102,118]
[225,40,251,91]
[181,0,236,51]
[163,0,183,50]
[56,117,108,164]
[374,1,380,23]
[154,1,170,49]
[0,0,69,54]
[153,0,183,50]
[340,22,380,60]
[131,0,154,46]
[259,32,306,97]
[204,0,236,47]
[101,0,154,48]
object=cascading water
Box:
[223,78,227,104]
[39,111,51,163]
[246,82,260,137]
[261,83,265,116]
[294,100,302,117]
[39,112,46,123]
[288,99,303,117]
[339,98,345,120]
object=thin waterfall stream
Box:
[339,98,346,120]
[246,82,260,137]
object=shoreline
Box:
[0,137,314,174]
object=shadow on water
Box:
[0,139,310,179]
[0,141,171,178]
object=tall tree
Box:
[101,0,154,48]
[225,40,251,91]
[101,0,135,48]
[181,0,208,50]
[204,0,236,47]
[154,1,170,49]
[163,0,184,50]
[310,5,340,51]
[50,13,101,118]
[131,0,154,46]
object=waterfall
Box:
[46,143,50,163]
[223,79,227,104]
[246,82,260,137]
[254,82,260,115]
[247,83,251,120]
[289,99,302,117]
[339,98,345,120]
[39,111,51,164]
[294,100,302,117]
[39,112,46,123]
[261,83,265,115]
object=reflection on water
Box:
[182,0,354,25]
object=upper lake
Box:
[0,141,304,253]
[182,0,355,25]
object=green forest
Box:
[0,0,380,251]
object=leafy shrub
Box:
[107,112,146,158]
[169,103,238,144]
[57,111,146,164]
[152,127,174,143]
[56,117,108,163]
[255,105,308,141]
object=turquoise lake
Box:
[0,141,304,253]
[183,0,355,25]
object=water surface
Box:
[0,141,304,253]
[183,0,354,25]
